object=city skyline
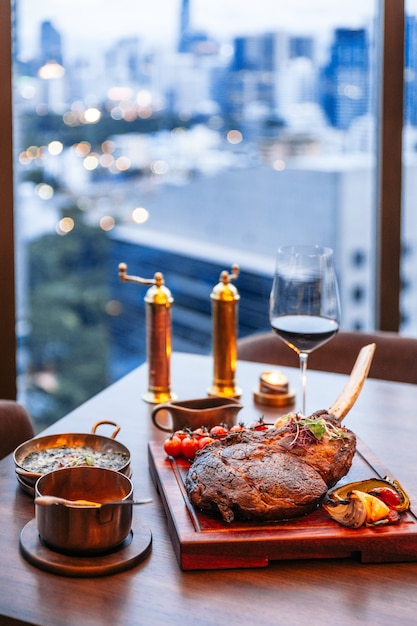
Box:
[13,0,417,425]
[17,0,378,61]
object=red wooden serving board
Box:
[148,440,417,570]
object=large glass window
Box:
[13,1,383,429]
[402,0,417,332]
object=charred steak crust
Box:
[185,417,356,523]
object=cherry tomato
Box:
[198,436,215,450]
[163,435,182,458]
[230,422,245,433]
[209,425,229,439]
[181,435,199,460]
[250,417,269,431]
[173,429,188,441]
[193,427,208,439]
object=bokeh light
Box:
[150,159,169,175]
[273,160,286,171]
[132,207,149,224]
[83,154,99,170]
[48,140,63,156]
[115,156,131,171]
[100,216,115,231]
[73,142,91,157]
[56,217,75,235]
[38,62,65,80]
[105,300,122,316]
[83,107,101,123]
[36,183,54,200]
[226,130,243,144]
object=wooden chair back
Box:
[0,401,34,460]
[237,330,417,384]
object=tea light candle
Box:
[260,371,289,395]
[253,370,295,407]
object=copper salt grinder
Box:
[208,264,242,399]
[118,262,176,404]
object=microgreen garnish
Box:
[286,413,347,449]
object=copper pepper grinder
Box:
[118,262,176,404]
[208,264,242,398]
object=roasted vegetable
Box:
[327,477,410,512]
[322,493,367,529]
[322,490,398,528]
[368,487,402,508]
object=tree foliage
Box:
[26,217,110,429]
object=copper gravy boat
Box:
[151,396,243,433]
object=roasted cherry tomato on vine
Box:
[181,435,199,460]
[163,435,182,458]
[173,429,188,441]
[250,417,269,431]
[369,487,402,508]
[198,435,215,450]
[230,422,245,433]
[209,425,229,439]
[193,427,208,439]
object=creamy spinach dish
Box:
[21,445,129,473]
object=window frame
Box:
[376,0,404,330]
[0,0,406,399]
[0,0,16,399]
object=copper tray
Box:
[148,440,417,570]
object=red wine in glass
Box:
[269,245,341,415]
[270,315,339,354]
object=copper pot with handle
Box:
[35,466,134,555]
[14,420,131,496]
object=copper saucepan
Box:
[35,466,134,555]
[14,420,131,496]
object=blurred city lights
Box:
[57,217,75,234]
[115,156,131,171]
[137,107,153,119]
[38,61,65,80]
[107,86,133,101]
[105,300,122,316]
[102,140,116,153]
[27,145,40,159]
[136,90,152,107]
[36,183,54,200]
[83,107,101,123]
[273,159,286,171]
[99,153,115,168]
[100,216,115,231]
[110,106,124,120]
[73,142,91,157]
[83,154,99,170]
[48,140,63,155]
[150,159,169,175]
[132,207,149,224]
[226,130,243,144]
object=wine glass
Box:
[269,245,341,415]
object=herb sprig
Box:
[286,413,347,449]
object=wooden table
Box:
[2,352,417,626]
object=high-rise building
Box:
[225,32,289,117]
[178,0,191,53]
[289,36,314,61]
[320,28,369,130]
[177,0,211,54]
[405,15,417,126]
[40,20,63,66]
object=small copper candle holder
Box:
[253,371,295,407]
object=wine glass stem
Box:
[299,352,308,415]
